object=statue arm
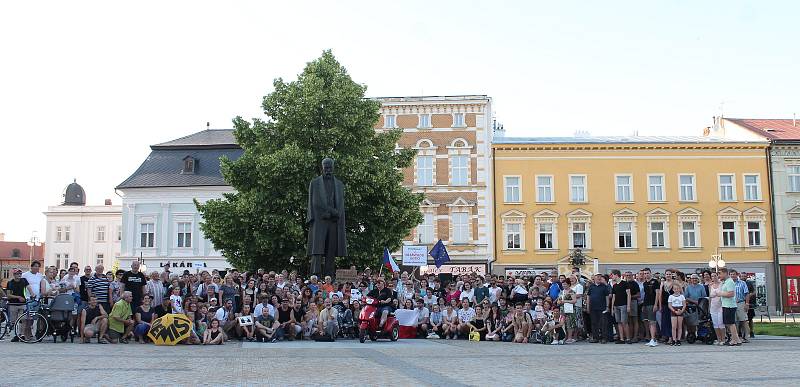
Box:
[306,180,314,225]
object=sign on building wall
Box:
[402,245,428,266]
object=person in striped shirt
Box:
[87,265,112,312]
[730,270,751,342]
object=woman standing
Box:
[659,269,675,342]
[708,272,726,345]
[558,278,578,343]
[218,275,240,313]
[242,279,257,311]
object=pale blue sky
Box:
[1,0,797,241]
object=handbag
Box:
[468,331,481,342]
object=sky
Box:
[1,0,798,241]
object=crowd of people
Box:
[2,260,757,347]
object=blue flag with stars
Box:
[429,239,450,268]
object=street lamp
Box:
[138,252,148,273]
[708,253,726,272]
[27,231,41,265]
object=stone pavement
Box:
[1,336,798,386]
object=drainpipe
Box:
[489,146,498,274]
[765,144,783,314]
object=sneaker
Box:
[647,339,658,347]
[676,341,681,346]
[565,339,576,344]
[550,340,559,345]
[11,336,20,342]
[271,338,277,343]
[558,340,565,345]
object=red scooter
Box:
[358,297,399,342]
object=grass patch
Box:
[754,323,800,337]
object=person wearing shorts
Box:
[640,268,660,347]
[610,270,631,344]
[718,268,742,346]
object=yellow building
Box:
[492,136,775,290]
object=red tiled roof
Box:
[0,241,45,260]
[726,118,800,140]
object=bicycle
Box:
[0,297,10,340]
[14,298,50,343]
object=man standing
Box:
[474,279,489,305]
[731,270,751,342]
[4,269,29,341]
[625,271,640,342]
[87,265,112,313]
[306,158,347,278]
[641,268,660,347]
[108,291,134,343]
[718,268,742,346]
[121,262,147,311]
[610,270,632,344]
[684,274,707,340]
[586,274,610,343]
[79,265,93,306]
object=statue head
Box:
[321,158,335,176]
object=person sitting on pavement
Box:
[215,299,238,340]
[108,291,135,343]
[318,298,339,340]
[81,295,109,344]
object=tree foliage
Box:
[197,50,422,272]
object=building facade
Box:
[492,136,777,306]
[709,118,800,311]
[374,96,494,273]
[43,181,121,270]
[116,130,242,272]
[0,239,45,287]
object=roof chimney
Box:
[105,199,112,206]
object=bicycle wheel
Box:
[0,311,8,340]
[15,312,49,343]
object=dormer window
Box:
[182,156,196,174]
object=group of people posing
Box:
[2,260,757,348]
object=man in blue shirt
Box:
[683,274,707,339]
[586,274,610,343]
[731,270,750,342]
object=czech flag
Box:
[383,247,400,273]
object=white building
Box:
[43,180,122,269]
[116,130,241,272]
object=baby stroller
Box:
[686,297,715,345]
[47,293,76,343]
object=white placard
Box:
[421,265,486,276]
[402,245,428,266]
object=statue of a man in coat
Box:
[306,158,347,278]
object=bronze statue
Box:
[306,158,347,277]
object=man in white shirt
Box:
[254,296,276,318]
[22,261,44,299]
[415,299,430,337]
[275,274,287,290]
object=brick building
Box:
[373,96,494,273]
[0,241,45,286]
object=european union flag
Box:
[429,239,450,268]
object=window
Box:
[615,175,632,202]
[96,253,104,266]
[679,174,696,201]
[572,223,587,248]
[536,175,553,202]
[722,221,736,247]
[64,226,70,241]
[183,157,196,174]
[744,174,761,200]
[452,113,465,127]
[570,175,586,202]
[617,222,633,248]
[719,174,735,201]
[384,114,396,128]
[55,254,61,269]
[538,223,554,249]
[117,226,122,241]
[418,114,431,128]
[747,221,762,247]
[650,222,665,248]
[451,212,470,243]
[418,213,435,244]
[505,223,521,249]
[56,226,62,242]
[682,221,697,248]
[11,248,20,258]
[97,226,106,242]
[416,156,434,186]
[177,222,192,248]
[451,155,469,185]
[140,223,155,248]
[504,176,521,202]
[792,226,800,245]
[648,175,665,201]
[789,165,800,192]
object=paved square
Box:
[1,336,798,386]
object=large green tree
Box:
[196,50,422,272]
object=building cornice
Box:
[493,143,768,152]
